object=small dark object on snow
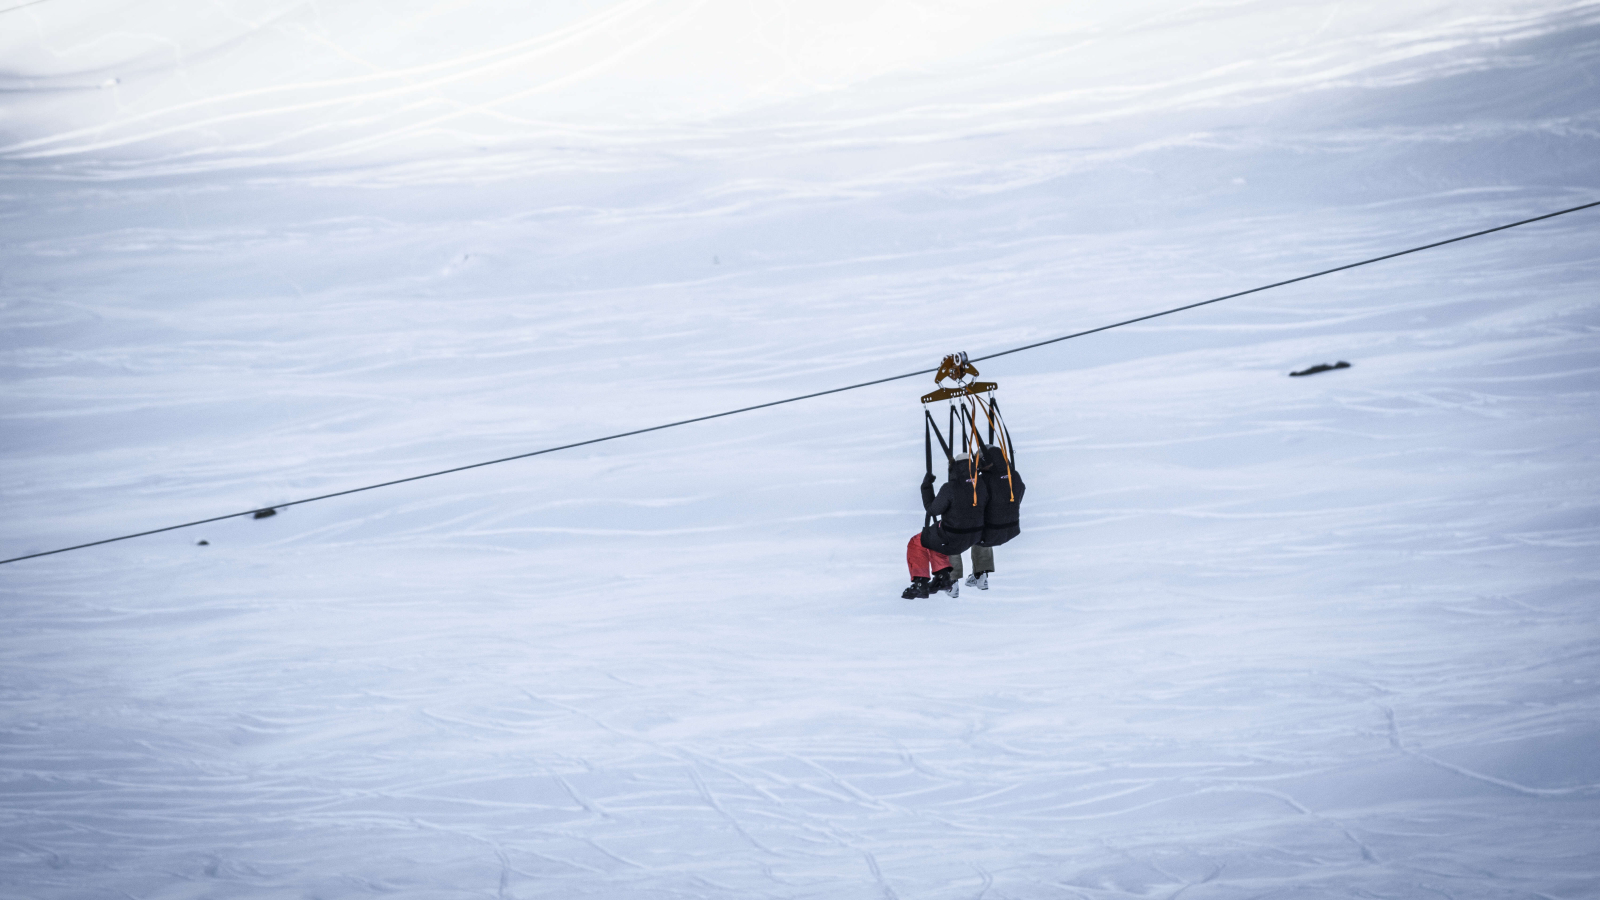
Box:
[197,540,209,546]
[1290,361,1351,377]
[253,508,277,519]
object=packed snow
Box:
[3,1,1599,897]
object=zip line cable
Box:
[3,198,1596,566]
[970,199,1600,366]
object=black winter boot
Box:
[929,567,960,598]
[901,577,931,599]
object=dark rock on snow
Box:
[1290,361,1351,377]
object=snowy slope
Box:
[3,1,1599,897]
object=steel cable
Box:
[3,198,1596,566]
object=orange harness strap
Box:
[978,396,1016,502]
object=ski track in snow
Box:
[2,1,1600,897]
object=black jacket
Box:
[921,460,989,553]
[967,444,1023,547]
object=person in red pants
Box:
[902,451,984,599]
[903,534,954,599]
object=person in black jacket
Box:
[948,444,1025,590]
[977,442,1024,547]
[903,452,988,598]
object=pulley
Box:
[920,351,998,403]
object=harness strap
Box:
[966,398,981,505]
[924,409,954,529]
[924,411,933,529]
[948,400,974,505]
[982,397,1017,502]
[925,409,933,478]
[925,409,952,461]
[998,425,1016,502]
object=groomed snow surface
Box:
[3,1,1599,897]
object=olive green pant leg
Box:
[971,544,994,574]
[948,552,963,579]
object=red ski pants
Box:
[906,533,951,580]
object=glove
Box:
[921,473,937,488]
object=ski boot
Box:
[964,572,989,590]
[930,567,960,598]
[901,577,931,599]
